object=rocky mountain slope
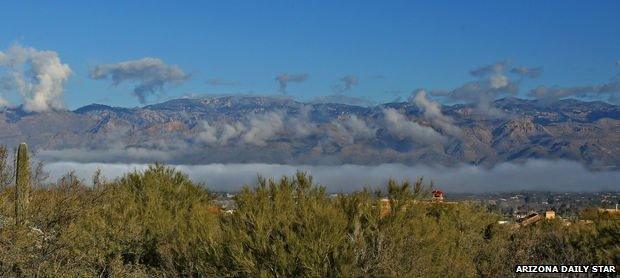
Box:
[0,96,618,169]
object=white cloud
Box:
[288,105,318,138]
[275,73,308,94]
[469,60,511,77]
[489,74,509,89]
[332,74,359,93]
[382,108,445,145]
[427,60,542,117]
[0,44,72,112]
[38,147,174,163]
[528,72,620,104]
[329,115,376,144]
[197,120,246,146]
[411,90,461,136]
[44,160,620,193]
[196,108,319,147]
[90,57,189,103]
[242,111,285,146]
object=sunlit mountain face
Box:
[1,95,618,169]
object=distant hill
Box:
[1,96,618,169]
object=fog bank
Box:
[44,160,620,193]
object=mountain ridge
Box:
[1,96,618,169]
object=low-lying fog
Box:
[44,160,619,193]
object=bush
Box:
[0,162,617,276]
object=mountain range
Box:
[0,96,618,170]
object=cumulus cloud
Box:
[90,57,189,103]
[44,160,620,193]
[332,74,359,94]
[410,89,461,136]
[0,44,72,112]
[275,73,308,94]
[382,108,445,145]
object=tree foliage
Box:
[0,158,617,276]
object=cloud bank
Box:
[0,44,72,112]
[90,57,189,103]
[194,109,319,147]
[44,160,620,193]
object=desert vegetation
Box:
[0,145,617,277]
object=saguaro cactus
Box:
[15,143,30,226]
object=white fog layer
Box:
[44,160,620,193]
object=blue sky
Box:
[0,1,619,109]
